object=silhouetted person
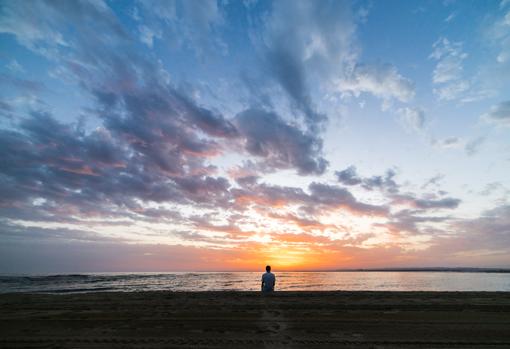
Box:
[261,265,275,292]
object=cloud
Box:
[335,166,362,186]
[336,166,461,213]
[431,137,463,150]
[430,38,467,83]
[422,204,510,263]
[0,0,126,58]
[481,101,510,127]
[459,204,510,245]
[465,10,510,102]
[335,166,400,193]
[267,212,340,231]
[0,235,255,273]
[479,182,510,199]
[0,0,340,250]
[0,0,66,55]
[397,107,425,132]
[430,37,470,101]
[465,136,486,156]
[138,24,161,47]
[362,169,399,193]
[265,44,326,131]
[2,0,330,181]
[444,12,456,23]
[382,209,451,236]
[0,99,14,119]
[421,174,444,190]
[261,0,357,132]
[0,74,44,93]
[336,63,415,103]
[234,108,328,175]
[308,182,388,216]
[232,180,387,217]
[6,59,25,74]
[434,80,470,101]
[0,103,237,225]
[491,11,510,63]
[0,221,131,245]
[0,0,240,181]
[136,0,225,56]
[232,182,308,208]
[392,194,461,210]
[0,232,390,272]
[261,2,414,126]
[3,210,509,273]
[413,197,461,209]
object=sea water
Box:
[1,271,509,293]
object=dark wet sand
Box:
[1,291,510,348]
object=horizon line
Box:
[3,267,510,275]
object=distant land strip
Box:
[329,267,510,273]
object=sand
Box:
[1,291,510,348]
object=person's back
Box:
[261,265,275,292]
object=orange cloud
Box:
[60,165,99,176]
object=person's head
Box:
[266,265,271,272]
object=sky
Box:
[0,0,509,273]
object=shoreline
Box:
[1,291,510,348]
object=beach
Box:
[1,291,510,348]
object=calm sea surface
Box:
[1,272,509,293]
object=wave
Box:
[0,273,176,283]
[30,287,116,294]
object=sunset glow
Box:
[0,0,509,272]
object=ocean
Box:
[1,271,509,293]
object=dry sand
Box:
[1,291,510,348]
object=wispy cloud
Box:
[335,63,415,105]
[481,101,510,127]
[397,107,426,132]
[430,37,469,101]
